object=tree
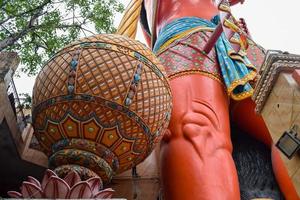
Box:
[0,0,124,75]
[19,92,32,109]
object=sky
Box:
[14,0,300,95]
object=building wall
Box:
[0,119,45,197]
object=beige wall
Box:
[261,72,300,196]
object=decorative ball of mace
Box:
[31,34,172,182]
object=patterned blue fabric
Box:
[154,16,256,99]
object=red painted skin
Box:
[143,0,298,199]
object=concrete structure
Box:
[0,52,47,197]
[0,52,48,167]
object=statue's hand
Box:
[229,0,245,6]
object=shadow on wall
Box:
[0,119,45,197]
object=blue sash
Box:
[154,16,256,100]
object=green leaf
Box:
[0,0,124,75]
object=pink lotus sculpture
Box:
[7,169,114,198]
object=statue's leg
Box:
[272,144,299,200]
[230,98,273,146]
[160,74,240,200]
[231,98,299,199]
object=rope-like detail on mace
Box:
[117,0,143,39]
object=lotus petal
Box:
[7,191,22,198]
[94,188,114,198]
[27,176,41,188]
[63,171,81,188]
[87,177,103,194]
[69,182,92,199]
[44,176,70,198]
[41,169,57,190]
[21,181,43,198]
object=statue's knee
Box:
[181,119,217,146]
[163,99,230,149]
[180,111,231,152]
[182,122,211,139]
[181,109,219,139]
[181,120,231,155]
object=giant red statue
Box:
[140,0,299,199]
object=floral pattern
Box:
[7,169,114,199]
[158,31,222,82]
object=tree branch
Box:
[0,0,8,8]
[0,21,93,50]
[0,0,51,25]
[60,15,84,22]
[0,23,44,50]
[80,26,96,35]
[34,32,51,51]
[1,24,13,35]
[0,1,52,50]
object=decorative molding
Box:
[252,50,300,113]
[0,52,19,86]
